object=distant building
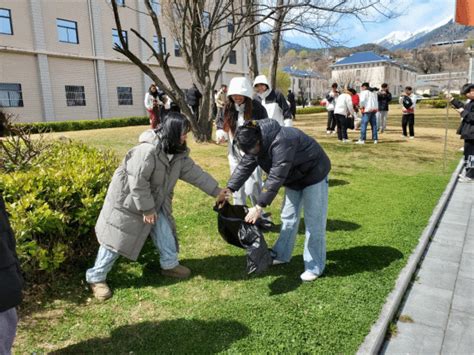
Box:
[416,71,468,95]
[282,66,328,102]
[0,0,249,123]
[330,51,417,95]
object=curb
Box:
[357,158,465,355]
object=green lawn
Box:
[16,108,462,353]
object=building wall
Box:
[0,0,249,122]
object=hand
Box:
[245,205,263,224]
[143,212,158,224]
[216,188,232,207]
[457,108,464,113]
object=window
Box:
[117,87,133,105]
[356,69,361,77]
[0,83,23,107]
[0,8,13,35]
[174,40,181,57]
[116,0,125,6]
[65,85,86,106]
[57,19,78,44]
[153,35,166,54]
[227,18,234,33]
[229,50,237,64]
[151,0,161,15]
[202,11,210,29]
[112,29,127,48]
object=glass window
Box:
[151,1,161,15]
[57,19,78,44]
[174,40,181,57]
[116,0,125,6]
[117,87,133,105]
[0,8,13,35]
[0,83,23,107]
[229,50,237,64]
[227,18,234,33]
[153,35,166,54]
[65,85,86,106]
[112,29,127,48]
[202,11,210,29]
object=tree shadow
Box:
[52,319,250,354]
[329,179,349,187]
[326,219,361,232]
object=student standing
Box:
[144,84,162,129]
[333,88,356,143]
[287,89,297,120]
[399,86,417,139]
[356,83,379,144]
[377,83,392,133]
[324,83,339,134]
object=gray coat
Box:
[95,130,220,260]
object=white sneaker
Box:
[300,271,318,282]
[272,259,286,266]
[355,140,365,145]
[374,140,378,144]
[409,136,414,140]
[326,130,331,134]
[401,135,407,139]
[458,175,474,183]
[343,139,351,143]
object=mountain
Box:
[260,33,308,53]
[376,18,474,50]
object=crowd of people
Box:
[321,82,416,144]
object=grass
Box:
[15,107,462,354]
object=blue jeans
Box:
[86,211,178,283]
[272,176,329,276]
[360,112,378,141]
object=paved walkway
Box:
[382,179,474,354]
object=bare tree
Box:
[110,0,283,141]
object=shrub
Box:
[296,106,327,115]
[16,116,149,134]
[417,99,447,108]
[0,141,118,279]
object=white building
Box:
[416,72,468,95]
[0,0,249,122]
[283,66,328,102]
[331,51,417,96]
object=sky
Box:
[284,0,456,48]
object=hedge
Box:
[0,142,118,279]
[296,106,327,115]
[17,116,149,134]
[416,99,448,109]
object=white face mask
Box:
[235,103,245,112]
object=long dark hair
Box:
[157,112,190,154]
[149,84,158,98]
[223,96,253,134]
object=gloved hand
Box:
[245,205,263,224]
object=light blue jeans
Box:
[272,176,329,276]
[86,211,178,283]
[360,112,378,141]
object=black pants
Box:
[327,111,336,131]
[465,139,474,178]
[402,113,415,137]
[335,114,348,140]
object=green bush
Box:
[0,141,118,278]
[16,116,149,134]
[417,99,447,108]
[296,106,326,115]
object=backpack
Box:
[402,96,413,109]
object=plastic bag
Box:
[214,203,273,274]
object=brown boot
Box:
[161,264,191,279]
[89,282,112,301]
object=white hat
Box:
[253,75,270,88]
[227,77,253,99]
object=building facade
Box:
[331,51,417,96]
[0,0,249,122]
[283,66,328,102]
[416,71,468,95]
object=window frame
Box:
[174,40,181,57]
[227,18,234,33]
[65,85,86,107]
[153,35,166,54]
[116,0,125,7]
[117,86,133,105]
[0,8,13,35]
[56,18,79,44]
[0,83,23,107]
[112,28,128,48]
[202,11,210,29]
[229,50,237,65]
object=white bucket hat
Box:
[253,75,270,89]
[227,77,253,99]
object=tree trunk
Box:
[269,0,285,89]
[195,93,213,142]
[246,0,259,81]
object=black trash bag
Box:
[214,203,273,275]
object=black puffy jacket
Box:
[216,99,268,130]
[227,119,331,207]
[0,196,23,312]
[377,90,392,111]
[186,86,202,107]
[458,100,474,140]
